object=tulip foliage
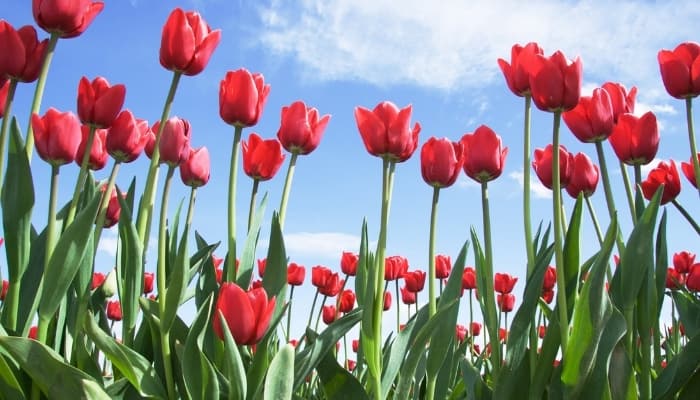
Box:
[0,3,700,400]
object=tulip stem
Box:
[286,285,295,342]
[94,162,122,251]
[584,196,610,280]
[594,141,626,253]
[0,79,18,190]
[468,290,474,359]
[428,186,439,317]
[619,161,636,225]
[671,199,700,236]
[522,95,535,275]
[66,125,97,227]
[395,280,400,333]
[25,33,59,161]
[305,290,319,338]
[314,295,328,333]
[480,181,501,378]
[45,165,60,280]
[226,125,243,282]
[278,151,299,231]
[684,98,700,197]
[247,179,259,232]
[551,111,569,356]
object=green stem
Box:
[619,161,636,225]
[94,162,122,249]
[428,186,439,317]
[286,285,295,342]
[523,95,535,275]
[395,279,400,333]
[551,111,569,356]
[305,290,320,338]
[624,308,634,361]
[639,307,652,399]
[671,199,700,236]
[559,194,568,233]
[45,165,60,275]
[671,298,679,359]
[0,79,18,189]
[314,295,328,333]
[426,376,437,400]
[278,151,299,231]
[684,98,700,197]
[226,125,243,282]
[247,178,259,232]
[25,33,59,161]
[65,125,97,226]
[634,164,642,188]
[469,290,474,358]
[481,181,500,377]
[585,196,611,281]
[594,141,626,253]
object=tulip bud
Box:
[180,146,210,188]
[158,117,191,167]
[77,76,125,128]
[32,108,82,166]
[277,101,330,155]
[219,69,270,127]
[159,8,221,76]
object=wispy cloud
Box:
[509,170,551,199]
[97,230,119,257]
[281,232,366,260]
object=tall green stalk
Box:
[684,98,700,197]
[286,285,295,342]
[480,181,500,377]
[65,125,97,226]
[594,141,625,253]
[672,199,700,236]
[247,178,260,232]
[522,95,535,275]
[551,111,569,355]
[428,187,439,317]
[584,196,610,281]
[0,79,18,189]
[619,161,636,225]
[226,125,243,282]
[25,33,59,161]
[278,151,299,231]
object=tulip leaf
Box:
[217,311,247,400]
[529,315,561,399]
[17,226,43,336]
[84,312,167,399]
[181,296,219,400]
[264,344,294,400]
[0,351,25,400]
[116,184,143,344]
[461,357,492,400]
[470,228,499,373]
[653,330,700,399]
[167,199,184,276]
[236,193,267,290]
[263,212,289,322]
[672,291,700,339]
[654,210,668,317]
[562,195,583,317]
[0,336,110,399]
[316,346,368,400]
[162,217,190,333]
[357,221,379,380]
[194,233,221,309]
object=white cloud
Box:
[282,232,365,260]
[457,176,479,189]
[509,170,552,199]
[255,0,699,95]
[635,101,677,116]
[97,231,119,257]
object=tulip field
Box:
[2,1,700,399]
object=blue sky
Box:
[4,0,700,339]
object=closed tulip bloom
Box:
[385,255,409,281]
[435,254,451,279]
[180,146,210,188]
[673,251,696,274]
[144,127,157,160]
[100,185,122,228]
[75,125,108,170]
[565,152,599,199]
[640,160,681,205]
[666,268,685,290]
[352,339,359,352]
[106,110,149,163]
[497,42,544,96]
[528,50,582,112]
[90,272,105,290]
[383,291,392,311]
[681,153,700,188]
[608,112,659,166]
[541,289,555,304]
[538,325,547,339]
[277,101,330,155]
[287,263,305,286]
[320,275,344,297]
[241,133,285,181]
[255,258,267,278]
[686,264,700,292]
[311,265,332,288]
[455,324,467,343]
[158,116,191,167]
[354,101,421,162]
[497,293,515,312]
[32,0,104,38]
[32,108,82,166]
[462,267,476,290]
[106,300,122,321]
[143,272,154,294]
[322,305,337,324]
[461,125,508,183]
[403,270,426,293]
[338,289,356,313]
[532,144,574,189]
[471,321,482,336]
[400,286,416,305]
[658,42,700,99]
[341,251,359,276]
[494,273,518,294]
[213,283,275,345]
[159,8,221,76]
[0,80,7,116]
[0,22,48,82]
[543,266,557,291]
[602,82,637,123]
[77,77,125,128]
[562,88,614,143]
[421,137,464,188]
[219,69,270,127]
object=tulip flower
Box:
[403,270,426,293]
[532,144,574,189]
[435,255,451,280]
[144,127,157,160]
[499,328,508,342]
[106,300,122,321]
[77,76,125,128]
[471,322,482,336]
[340,252,359,276]
[75,125,108,170]
[0,22,48,82]
[158,116,191,167]
[562,88,614,143]
[658,42,700,99]
[666,268,685,290]
[608,112,659,166]
[565,152,599,199]
[640,160,681,205]
[311,266,343,297]
[494,273,518,294]
[100,185,122,228]
[686,264,700,292]
[352,339,359,353]
[455,324,468,343]
[143,272,154,295]
[673,251,696,274]
[541,289,555,304]
[354,101,421,162]
[311,265,333,288]
[0,280,8,300]
[527,50,582,112]
[602,82,637,123]
[159,8,221,76]
[219,69,270,127]
[0,80,7,116]
[338,289,356,313]
[383,291,392,311]
[347,360,357,371]
[33,0,104,38]
[543,266,557,291]
[253,259,266,278]
[385,256,409,281]
[180,147,210,188]
[32,108,82,166]
[538,325,547,339]
[277,100,331,155]
[497,42,544,96]
[497,293,515,312]
[681,153,700,188]
[213,283,275,345]
[106,110,150,163]
[461,125,508,183]
[91,272,105,291]
[420,137,464,188]
[241,133,285,181]
[287,263,305,286]
[322,305,337,324]
[462,267,476,291]
[400,286,416,305]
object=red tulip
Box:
[462,267,476,291]
[608,112,659,166]
[403,270,426,293]
[562,88,614,143]
[77,76,125,128]
[0,80,8,116]
[499,328,508,342]
[435,255,451,279]
[144,126,157,160]
[159,8,221,76]
[497,293,515,312]
[541,289,555,304]
[0,22,48,82]
[241,133,285,181]
[341,252,359,276]
[143,272,154,294]
[354,101,421,162]
[385,256,409,281]
[32,108,82,166]
[213,283,275,345]
[28,326,38,340]
[212,255,224,269]
[311,265,332,288]
[420,137,464,188]
[601,82,637,123]
[383,291,392,311]
[497,42,544,96]
[219,69,270,127]
[1,280,8,300]
[673,251,696,274]
[352,339,359,352]
[106,110,149,163]
[528,50,582,112]
[400,286,416,305]
[461,125,508,183]
[347,360,356,371]
[277,101,330,155]
[338,289,356,313]
[32,0,104,38]
[681,153,700,188]
[311,266,343,297]
[455,324,467,343]
[471,321,482,336]
[658,42,700,99]
[666,268,685,290]
[494,273,518,294]
[100,185,122,228]
[322,305,337,324]
[287,263,305,286]
[180,147,210,188]
[106,300,122,321]
[640,160,681,205]
[538,325,547,339]
[565,152,599,199]
[532,144,574,189]
[91,272,105,290]
[75,125,108,170]
[158,116,191,167]
[543,266,557,291]
[686,264,700,292]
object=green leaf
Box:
[316,343,368,400]
[654,210,668,316]
[218,311,247,400]
[0,351,25,400]
[17,226,44,335]
[609,343,637,400]
[162,218,190,332]
[461,358,492,400]
[562,195,583,317]
[265,344,294,400]
[236,193,267,289]
[356,221,379,380]
[84,312,167,399]
[672,290,700,342]
[529,315,561,399]
[182,296,219,400]
[262,212,289,322]
[39,193,101,321]
[0,336,110,399]
[116,185,144,343]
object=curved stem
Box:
[594,141,625,253]
[522,95,535,275]
[305,290,320,338]
[286,285,295,342]
[481,181,500,376]
[428,187,440,317]
[619,161,636,225]
[684,98,700,197]
[66,125,97,226]
[247,179,259,232]
[278,151,299,231]
[672,199,700,236]
[226,125,243,282]
[94,162,122,248]
[314,295,328,333]
[584,196,610,281]
[0,79,18,189]
[25,33,59,161]
[551,111,569,356]
[395,279,400,333]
